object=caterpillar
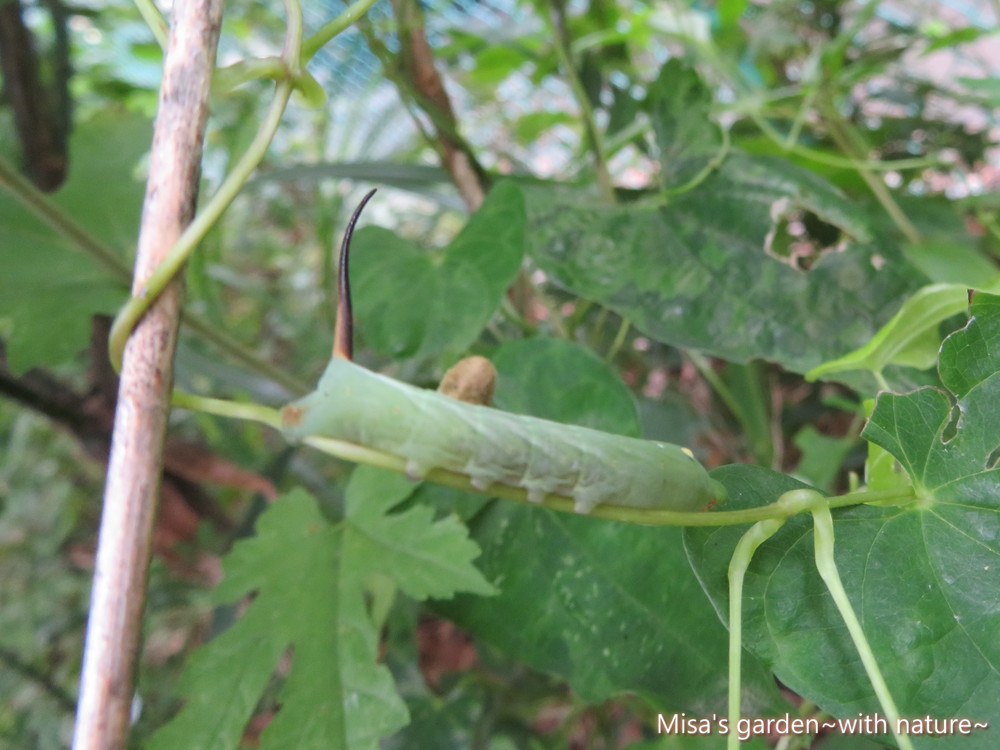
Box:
[281,190,726,514]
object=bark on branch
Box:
[71,1,224,747]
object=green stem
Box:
[110,0,382,370]
[302,0,381,60]
[819,103,921,244]
[604,316,630,362]
[686,351,747,428]
[662,125,731,199]
[747,108,939,172]
[977,207,1000,246]
[783,54,820,150]
[545,2,615,202]
[874,370,890,393]
[109,78,296,370]
[727,518,785,750]
[358,16,482,189]
[172,391,283,429]
[132,0,168,50]
[214,57,287,93]
[810,501,915,750]
[181,316,310,395]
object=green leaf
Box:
[427,339,786,715]
[689,297,1000,749]
[512,110,576,143]
[864,293,1000,493]
[903,239,1000,291]
[351,181,525,359]
[345,467,495,600]
[862,398,912,493]
[0,242,126,373]
[150,486,492,749]
[792,426,856,492]
[805,283,970,382]
[958,76,1000,102]
[437,506,784,714]
[0,112,149,372]
[920,25,988,55]
[492,337,641,437]
[717,0,748,27]
[649,60,723,191]
[522,158,924,374]
[937,293,1000,397]
[466,45,525,87]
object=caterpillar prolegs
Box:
[281,191,725,514]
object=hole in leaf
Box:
[941,402,962,443]
[764,201,845,271]
[987,444,1000,470]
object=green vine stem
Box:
[171,391,284,429]
[742,108,940,172]
[809,497,915,750]
[132,0,169,50]
[727,517,786,750]
[173,391,917,526]
[215,0,380,95]
[691,41,940,174]
[685,350,748,431]
[544,1,615,203]
[277,436,915,524]
[302,0,381,60]
[109,0,383,372]
[603,316,630,362]
[109,75,295,370]
[0,155,310,395]
[818,102,922,245]
[662,124,731,199]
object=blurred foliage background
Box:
[1,0,998,747]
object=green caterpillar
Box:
[281,190,725,514]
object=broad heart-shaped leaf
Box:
[425,338,787,716]
[865,292,1000,494]
[350,181,524,359]
[491,337,641,437]
[522,155,927,375]
[0,112,147,372]
[149,488,492,750]
[688,298,1000,749]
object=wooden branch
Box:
[71,0,224,747]
[389,0,487,211]
[0,0,67,190]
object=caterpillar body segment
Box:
[282,357,724,514]
[282,189,726,515]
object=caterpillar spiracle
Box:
[281,190,726,515]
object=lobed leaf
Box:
[688,295,1000,749]
[149,486,491,749]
